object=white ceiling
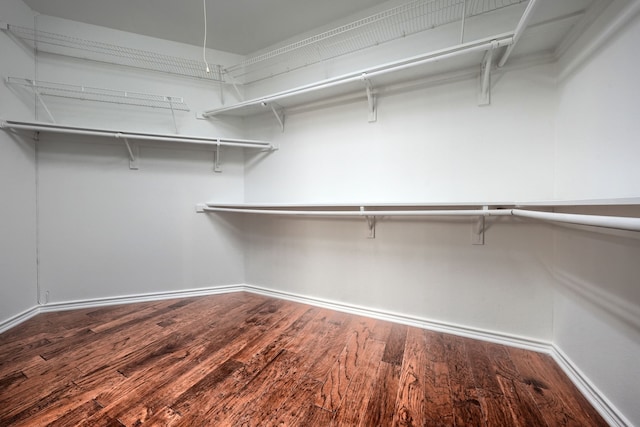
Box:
[22,0,392,55]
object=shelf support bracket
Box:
[266,103,285,132]
[362,74,377,122]
[361,207,376,238]
[217,65,225,105]
[227,73,244,102]
[478,42,497,106]
[471,205,488,245]
[460,0,468,44]
[28,79,56,123]
[122,136,139,170]
[214,141,222,173]
[167,97,179,133]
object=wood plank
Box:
[508,347,608,427]
[393,327,431,427]
[40,400,103,427]
[314,316,377,411]
[444,335,487,427]
[483,342,549,426]
[381,322,408,366]
[465,338,517,426]
[214,350,306,426]
[423,331,455,424]
[361,361,401,427]
[263,376,324,425]
[331,339,386,426]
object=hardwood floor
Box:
[0,292,608,426]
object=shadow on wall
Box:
[551,210,640,343]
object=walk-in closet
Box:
[1,0,639,425]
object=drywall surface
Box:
[243,215,555,341]
[551,207,640,426]
[0,0,38,324]
[27,17,248,303]
[553,10,640,424]
[555,5,640,200]
[245,63,556,203]
[36,135,246,303]
[241,65,558,341]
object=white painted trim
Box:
[0,285,244,331]
[550,345,632,427]
[38,285,245,313]
[242,284,552,353]
[0,305,40,334]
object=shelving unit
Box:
[225,0,526,84]
[6,77,190,129]
[198,201,640,240]
[1,23,223,82]
[202,33,513,123]
[1,120,275,171]
[202,0,539,127]
[6,77,190,111]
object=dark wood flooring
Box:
[0,292,607,426]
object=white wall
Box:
[246,64,557,203]
[1,10,249,306]
[36,135,247,303]
[244,216,555,341]
[0,0,38,325]
[553,6,640,425]
[242,64,558,342]
[555,1,640,200]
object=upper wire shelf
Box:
[7,77,190,111]
[225,0,526,84]
[2,24,224,82]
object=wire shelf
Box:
[225,0,525,83]
[7,77,191,111]
[3,24,223,82]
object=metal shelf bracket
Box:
[263,102,285,132]
[362,74,377,122]
[214,141,222,172]
[121,136,139,170]
[478,41,498,106]
[472,205,489,245]
[217,65,225,105]
[17,78,57,123]
[361,206,377,238]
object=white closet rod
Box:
[511,209,640,232]
[202,33,513,117]
[1,120,273,149]
[203,207,640,232]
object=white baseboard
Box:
[550,345,631,427]
[0,305,40,334]
[242,284,552,353]
[0,285,244,332]
[38,284,245,313]
[0,283,629,425]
